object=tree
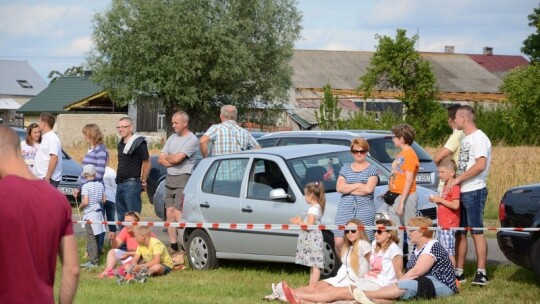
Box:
[522,4,540,63]
[48,66,84,84]
[500,63,540,145]
[315,84,342,130]
[88,0,301,132]
[357,29,446,144]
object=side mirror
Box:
[269,188,294,202]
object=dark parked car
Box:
[257,130,439,191]
[12,126,82,202]
[497,183,540,282]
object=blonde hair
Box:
[408,217,434,238]
[82,123,104,145]
[374,219,399,253]
[304,181,326,213]
[342,219,369,276]
[134,226,151,237]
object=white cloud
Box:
[0,4,84,37]
[56,36,93,56]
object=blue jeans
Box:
[458,187,487,234]
[116,180,142,223]
[397,276,454,300]
[101,200,117,232]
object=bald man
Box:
[0,125,79,303]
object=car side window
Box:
[248,159,288,200]
[257,138,278,148]
[320,138,351,147]
[281,138,316,145]
[202,158,248,197]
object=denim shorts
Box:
[397,276,454,300]
[162,264,172,275]
[458,187,487,235]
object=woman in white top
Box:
[274,219,371,303]
[20,123,41,170]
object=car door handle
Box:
[241,206,253,213]
[200,202,210,208]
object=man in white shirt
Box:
[433,105,464,166]
[33,112,62,188]
[449,105,491,286]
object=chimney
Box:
[444,45,455,54]
[483,47,493,56]
[84,70,93,78]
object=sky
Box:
[0,0,537,83]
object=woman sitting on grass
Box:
[267,219,371,301]
[98,212,154,278]
[352,216,458,304]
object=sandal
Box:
[281,281,300,304]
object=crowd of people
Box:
[0,103,493,303]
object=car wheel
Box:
[186,229,218,270]
[321,232,340,278]
[153,179,166,221]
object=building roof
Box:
[467,54,529,79]
[17,76,105,114]
[0,60,47,96]
[0,98,21,110]
[291,49,506,94]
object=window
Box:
[248,159,288,200]
[320,138,351,147]
[157,110,165,131]
[202,158,248,197]
[257,138,278,148]
[16,80,33,88]
[281,137,316,146]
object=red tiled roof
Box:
[466,54,529,73]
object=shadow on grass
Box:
[216,259,308,276]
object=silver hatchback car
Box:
[180,145,436,277]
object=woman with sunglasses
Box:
[275,219,371,303]
[98,212,155,278]
[335,137,379,254]
[353,217,457,304]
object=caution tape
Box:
[73,220,540,232]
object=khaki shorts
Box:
[165,174,190,210]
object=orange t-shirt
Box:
[389,148,419,194]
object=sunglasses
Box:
[351,149,367,155]
[345,229,357,234]
[376,229,386,235]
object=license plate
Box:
[59,187,76,195]
[416,173,431,183]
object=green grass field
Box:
[56,238,539,304]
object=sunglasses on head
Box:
[345,229,357,234]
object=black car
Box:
[497,183,540,282]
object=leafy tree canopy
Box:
[522,4,540,63]
[315,84,343,130]
[88,0,301,131]
[48,66,84,84]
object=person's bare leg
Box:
[334,236,344,258]
[455,233,468,269]
[309,267,321,286]
[471,233,488,270]
[297,286,353,303]
[361,285,405,302]
[166,207,178,250]
[147,264,165,276]
[105,249,118,270]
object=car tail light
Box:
[499,202,505,222]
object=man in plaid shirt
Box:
[200,104,261,158]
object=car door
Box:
[239,156,303,258]
[197,157,249,254]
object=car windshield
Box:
[285,151,390,193]
[367,138,433,162]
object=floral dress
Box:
[295,204,324,268]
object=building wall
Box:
[56,113,127,147]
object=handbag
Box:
[383,191,400,206]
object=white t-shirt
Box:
[103,166,117,203]
[324,239,371,287]
[305,204,322,224]
[444,129,465,165]
[20,140,39,168]
[363,241,403,287]
[457,129,491,192]
[33,131,62,181]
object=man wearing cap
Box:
[0,125,79,303]
[158,111,199,254]
[115,117,150,222]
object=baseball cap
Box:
[82,164,97,176]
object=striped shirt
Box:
[81,180,105,235]
[80,143,109,186]
[335,164,379,240]
[204,120,259,156]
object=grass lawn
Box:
[56,238,539,304]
